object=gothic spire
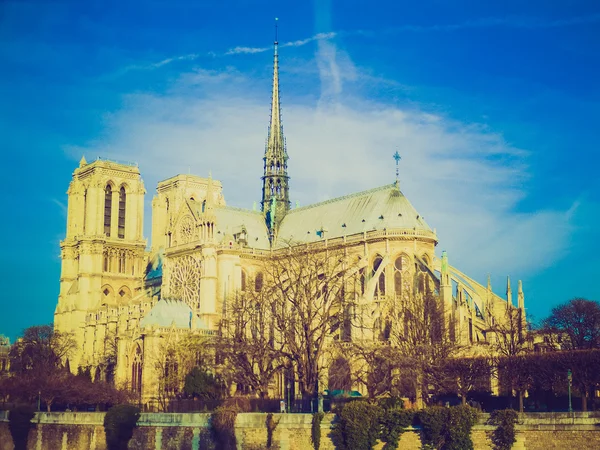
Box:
[267,21,284,159]
[261,18,290,237]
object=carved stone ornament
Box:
[179,216,195,244]
[170,255,201,308]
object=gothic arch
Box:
[104,182,115,237]
[255,272,264,292]
[101,284,115,305]
[118,185,126,239]
[131,344,143,393]
[118,182,131,193]
[328,357,352,392]
[117,285,132,304]
[393,253,410,298]
[372,254,385,296]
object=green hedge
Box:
[8,405,35,450]
[417,405,479,450]
[489,409,519,450]
[311,412,324,450]
[331,401,382,450]
[379,407,414,450]
[103,404,140,450]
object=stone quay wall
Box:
[1,411,600,449]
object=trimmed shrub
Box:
[445,405,479,450]
[211,404,239,450]
[379,407,414,450]
[103,404,140,450]
[311,412,324,450]
[184,367,225,399]
[417,405,479,450]
[8,405,35,450]
[331,401,381,450]
[266,412,279,448]
[418,406,448,449]
[489,409,519,450]
[377,396,404,411]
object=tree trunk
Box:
[518,391,524,413]
[461,395,466,405]
[582,392,588,412]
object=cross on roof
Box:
[393,150,401,183]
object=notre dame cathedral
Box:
[54,37,525,403]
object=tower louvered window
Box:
[104,185,112,237]
[241,270,247,292]
[118,187,126,239]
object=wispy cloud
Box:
[70,66,575,282]
[115,31,337,74]
[373,13,600,34]
[50,198,67,218]
[283,32,336,48]
[111,13,598,76]
[225,46,269,55]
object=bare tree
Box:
[344,342,396,398]
[387,289,459,405]
[153,338,181,411]
[253,243,362,400]
[489,305,531,358]
[152,332,212,411]
[439,357,491,405]
[217,285,286,398]
[542,298,600,350]
[488,304,532,411]
[9,325,75,374]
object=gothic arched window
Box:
[118,251,126,274]
[373,255,385,296]
[131,345,143,393]
[118,186,126,239]
[359,268,366,295]
[241,270,247,292]
[83,189,87,234]
[394,255,407,297]
[255,273,264,292]
[104,185,112,237]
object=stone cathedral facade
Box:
[54,38,525,402]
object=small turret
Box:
[517,280,526,318]
[506,276,512,308]
[440,250,452,305]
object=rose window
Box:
[170,256,201,308]
[179,216,195,244]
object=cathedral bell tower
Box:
[55,157,146,370]
[261,23,290,239]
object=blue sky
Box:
[1,0,599,340]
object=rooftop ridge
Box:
[94,156,138,167]
[287,183,400,214]
[216,205,264,216]
[158,174,223,186]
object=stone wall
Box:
[1,411,599,450]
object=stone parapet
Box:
[1,411,600,450]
